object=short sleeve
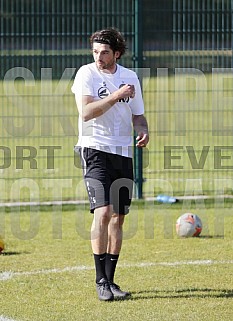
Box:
[71,65,94,97]
[129,76,145,115]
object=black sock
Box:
[105,253,119,282]
[93,253,107,283]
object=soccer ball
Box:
[176,213,202,237]
[0,237,4,253]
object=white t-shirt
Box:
[71,62,144,158]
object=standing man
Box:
[72,28,149,301]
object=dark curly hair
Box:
[90,28,127,59]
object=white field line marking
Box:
[0,265,93,281]
[1,260,233,282]
[0,316,18,321]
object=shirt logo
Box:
[118,84,129,103]
[98,87,111,99]
[97,85,129,103]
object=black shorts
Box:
[77,147,134,214]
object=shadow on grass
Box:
[199,235,224,239]
[129,288,233,300]
[1,251,30,256]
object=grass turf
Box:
[1,73,233,202]
[1,71,233,320]
[1,202,233,321]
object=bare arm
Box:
[76,84,135,122]
[133,114,149,147]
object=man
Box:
[72,28,149,301]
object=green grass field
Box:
[1,72,233,202]
[1,201,233,321]
[1,73,233,320]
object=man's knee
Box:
[94,206,112,226]
[111,213,125,227]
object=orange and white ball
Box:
[0,237,4,253]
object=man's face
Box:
[92,42,119,72]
